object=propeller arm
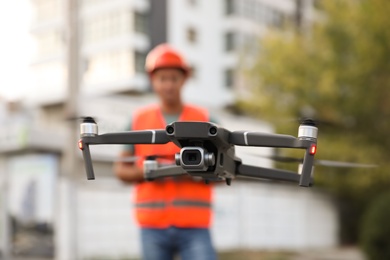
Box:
[314,160,377,168]
[230,130,317,187]
[255,155,377,168]
[81,130,170,145]
[236,164,303,184]
[79,142,95,180]
[79,130,170,180]
[145,165,187,180]
[300,147,315,186]
[229,131,310,148]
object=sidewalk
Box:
[10,247,366,260]
[219,247,365,260]
[12,258,52,260]
[293,247,365,260]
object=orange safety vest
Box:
[132,104,213,228]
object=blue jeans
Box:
[140,226,217,260]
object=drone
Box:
[78,117,321,187]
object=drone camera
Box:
[182,149,202,165]
[175,147,215,171]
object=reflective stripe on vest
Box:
[132,104,213,228]
[172,200,211,208]
[135,200,211,209]
[135,202,166,208]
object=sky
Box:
[0,0,33,101]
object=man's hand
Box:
[114,151,144,183]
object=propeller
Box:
[260,155,377,168]
[66,116,98,122]
[271,114,345,129]
[297,117,339,128]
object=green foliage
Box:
[218,250,294,260]
[241,0,390,243]
[244,0,390,142]
[360,192,390,260]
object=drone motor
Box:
[298,120,318,141]
[80,117,98,137]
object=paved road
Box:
[9,247,365,260]
[293,247,365,260]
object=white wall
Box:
[212,181,338,251]
[168,0,235,108]
[74,178,337,259]
[76,178,140,259]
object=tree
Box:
[361,191,390,260]
[241,0,390,244]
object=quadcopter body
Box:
[78,118,318,187]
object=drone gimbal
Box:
[78,118,318,187]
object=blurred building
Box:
[28,0,315,107]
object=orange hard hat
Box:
[145,44,190,75]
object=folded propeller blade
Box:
[314,160,377,168]
[251,154,377,168]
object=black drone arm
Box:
[230,131,304,148]
[79,130,170,180]
[144,165,187,181]
[82,130,170,145]
[299,147,316,186]
[229,131,317,187]
[236,164,301,183]
[79,141,95,180]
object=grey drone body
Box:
[79,119,318,187]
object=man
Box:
[114,44,217,260]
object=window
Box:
[83,50,133,85]
[34,0,61,22]
[187,0,197,6]
[225,32,235,51]
[83,11,131,46]
[134,12,149,35]
[225,0,235,15]
[243,0,253,18]
[82,0,109,8]
[269,10,284,28]
[224,69,234,88]
[186,27,197,44]
[241,33,259,53]
[82,58,90,74]
[235,0,286,29]
[32,61,66,89]
[35,30,64,58]
[190,65,197,79]
[135,52,147,73]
